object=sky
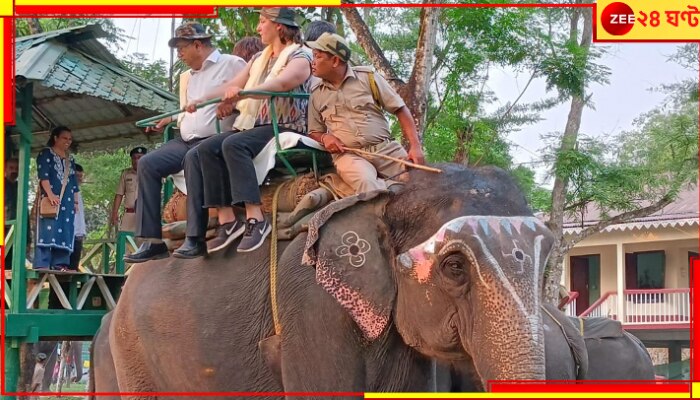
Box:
[109,17,697,185]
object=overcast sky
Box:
[110,17,697,185]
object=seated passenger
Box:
[173,7,312,258]
[306,33,425,194]
[124,22,246,263]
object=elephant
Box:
[449,304,654,390]
[564,314,655,380]
[104,163,555,398]
[88,312,121,400]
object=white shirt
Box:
[179,50,246,141]
[74,192,86,237]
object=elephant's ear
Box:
[303,189,393,341]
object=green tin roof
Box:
[12,24,178,152]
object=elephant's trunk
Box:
[466,309,545,387]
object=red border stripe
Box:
[490,382,691,393]
[14,5,218,16]
[692,256,699,381]
[4,18,14,125]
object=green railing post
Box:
[101,241,111,274]
[6,83,34,399]
[115,231,133,275]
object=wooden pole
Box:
[346,148,442,173]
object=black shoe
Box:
[173,237,208,259]
[237,218,272,253]
[124,242,169,263]
[208,220,246,253]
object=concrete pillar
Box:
[616,242,625,322]
[669,342,683,379]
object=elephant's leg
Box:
[72,342,83,382]
[89,313,121,400]
[40,341,58,391]
[110,305,157,399]
[277,188,332,228]
[277,213,314,241]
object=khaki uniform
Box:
[30,364,45,399]
[115,168,138,232]
[309,66,408,194]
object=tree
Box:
[539,3,698,303]
[121,52,169,91]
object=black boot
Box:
[124,242,169,263]
[173,237,208,259]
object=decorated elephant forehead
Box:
[408,215,545,255]
[397,215,549,283]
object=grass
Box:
[44,381,88,400]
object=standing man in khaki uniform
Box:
[306,33,425,193]
[111,147,147,233]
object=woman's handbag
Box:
[39,158,70,218]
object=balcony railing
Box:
[579,288,691,326]
[624,289,691,325]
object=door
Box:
[570,256,590,315]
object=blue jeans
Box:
[34,246,71,269]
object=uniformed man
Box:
[111,147,147,233]
[306,32,425,194]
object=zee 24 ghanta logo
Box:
[600,1,700,36]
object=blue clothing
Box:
[34,246,71,269]
[35,148,79,256]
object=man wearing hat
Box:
[126,22,247,263]
[111,147,147,234]
[171,8,313,257]
[306,32,425,194]
[30,352,47,396]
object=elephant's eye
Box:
[440,253,468,285]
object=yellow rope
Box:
[579,317,584,337]
[269,182,285,336]
[318,180,340,201]
[541,305,563,330]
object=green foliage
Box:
[120,52,169,91]
[73,149,135,238]
[511,165,552,213]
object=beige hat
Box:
[305,32,351,63]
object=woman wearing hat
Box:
[174,7,313,258]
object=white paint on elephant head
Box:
[396,216,546,289]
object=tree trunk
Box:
[542,5,592,305]
[341,7,439,140]
[400,6,439,138]
[27,18,43,34]
[341,7,401,86]
[453,126,473,165]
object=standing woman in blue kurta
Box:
[34,126,79,270]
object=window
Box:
[625,250,665,302]
[636,252,665,289]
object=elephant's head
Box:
[302,163,554,387]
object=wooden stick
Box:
[346,148,443,173]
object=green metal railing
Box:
[135,91,324,178]
[79,233,137,275]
